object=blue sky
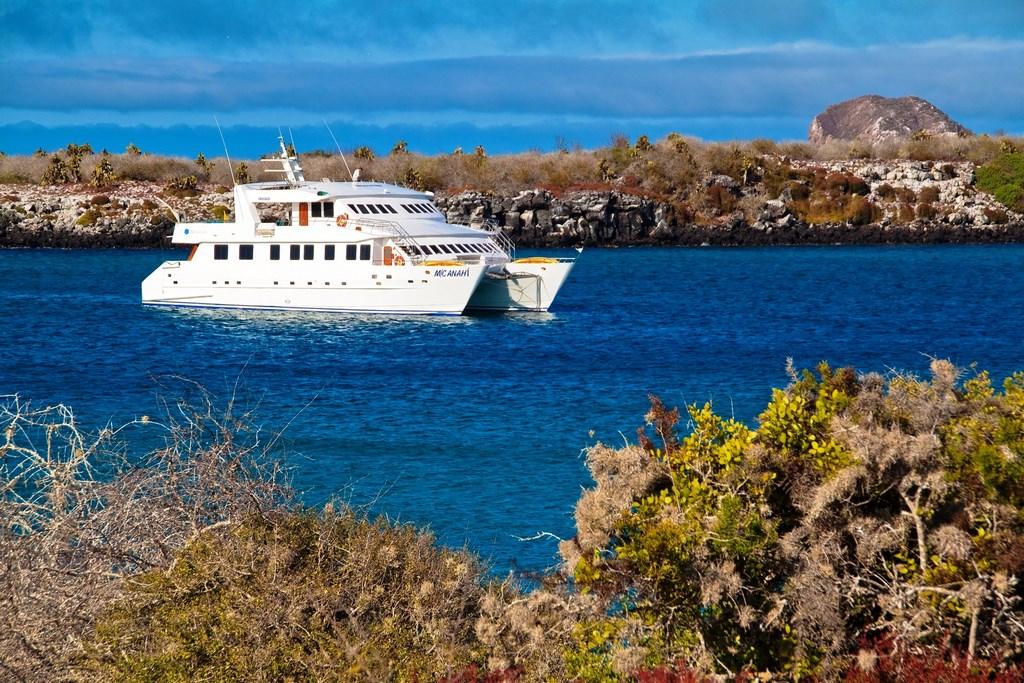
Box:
[1,1,1022,156]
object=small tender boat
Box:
[141,139,576,315]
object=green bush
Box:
[163,174,199,197]
[91,153,116,187]
[977,151,1024,211]
[76,208,102,226]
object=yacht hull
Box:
[142,261,487,315]
[466,260,575,312]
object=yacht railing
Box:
[477,218,516,260]
[347,216,426,263]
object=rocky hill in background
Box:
[809,95,971,145]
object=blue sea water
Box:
[3,246,1024,573]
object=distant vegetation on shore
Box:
[5,361,1024,681]
[2,134,1022,243]
[0,134,1021,203]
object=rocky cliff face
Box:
[809,95,971,145]
[435,161,1023,247]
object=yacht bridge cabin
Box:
[142,139,575,315]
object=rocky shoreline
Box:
[1,158,1021,248]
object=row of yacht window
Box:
[214,243,371,261]
[306,201,441,218]
[404,241,499,256]
[210,241,499,261]
[348,202,440,216]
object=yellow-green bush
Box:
[559,361,1024,680]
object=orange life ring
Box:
[336,213,349,228]
[394,254,405,266]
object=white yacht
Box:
[141,139,576,315]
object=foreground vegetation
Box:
[4,360,1024,680]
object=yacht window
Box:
[367,204,380,214]
[428,245,441,254]
[311,203,322,218]
[348,204,361,214]
[375,204,387,213]
[385,205,398,214]
[355,204,367,213]
[359,244,371,260]
[325,244,335,260]
[419,204,431,213]
[214,244,228,260]
[239,244,254,260]
[324,202,334,218]
[438,244,453,254]
[290,245,301,260]
[404,204,419,213]
[346,244,357,260]
[270,244,281,260]
[303,244,314,260]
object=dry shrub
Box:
[559,443,668,573]
[83,509,490,681]
[701,184,736,214]
[114,154,194,182]
[0,389,535,682]
[0,390,289,680]
[984,206,1009,224]
[895,186,917,203]
[475,587,581,681]
[897,202,916,223]
[0,154,50,183]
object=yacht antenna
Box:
[215,116,236,187]
[288,127,298,156]
[323,120,354,181]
